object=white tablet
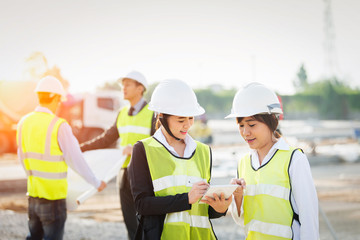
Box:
[201,184,238,200]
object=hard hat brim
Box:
[148,105,205,117]
[225,108,283,119]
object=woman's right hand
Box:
[230,178,246,197]
[230,178,246,217]
[188,181,209,204]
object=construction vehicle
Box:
[59,91,123,144]
[0,80,123,154]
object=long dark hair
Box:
[236,114,281,138]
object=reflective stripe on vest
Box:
[142,137,216,240]
[165,212,211,229]
[238,148,299,240]
[17,112,68,200]
[152,175,207,192]
[245,184,290,200]
[24,170,67,179]
[118,125,151,135]
[116,104,153,168]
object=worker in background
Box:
[17,76,106,240]
[227,82,319,239]
[80,70,155,240]
[188,114,213,144]
[128,79,231,240]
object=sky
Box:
[1,0,359,95]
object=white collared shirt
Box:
[153,128,197,158]
[131,98,146,116]
[231,137,319,240]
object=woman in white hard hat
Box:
[128,79,231,240]
[228,82,319,240]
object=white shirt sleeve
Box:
[230,160,245,226]
[289,150,319,240]
[230,194,244,226]
[58,122,101,188]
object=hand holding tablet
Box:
[201,184,238,200]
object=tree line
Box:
[98,65,360,120]
[13,52,360,120]
[283,64,360,120]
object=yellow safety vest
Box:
[238,148,300,240]
[17,111,68,200]
[142,137,216,240]
[116,104,153,168]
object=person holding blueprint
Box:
[227,83,319,240]
[17,76,106,240]
[128,79,231,240]
[80,71,155,240]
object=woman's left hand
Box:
[200,193,232,213]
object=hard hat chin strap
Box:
[160,114,181,141]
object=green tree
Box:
[293,64,308,92]
[195,87,237,119]
[287,77,358,119]
[23,52,69,90]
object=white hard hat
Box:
[120,70,148,90]
[148,79,205,117]
[34,76,66,99]
[225,82,283,118]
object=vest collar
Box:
[153,128,197,158]
[251,137,290,169]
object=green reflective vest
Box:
[17,111,68,200]
[116,104,153,168]
[142,137,216,240]
[238,148,300,240]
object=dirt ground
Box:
[1,154,360,240]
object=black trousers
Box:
[120,168,138,240]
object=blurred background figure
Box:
[17,76,106,240]
[188,113,213,144]
[80,71,156,240]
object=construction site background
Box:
[1,119,360,239]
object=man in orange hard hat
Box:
[17,76,106,240]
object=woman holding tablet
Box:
[128,79,231,240]
[228,83,319,240]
